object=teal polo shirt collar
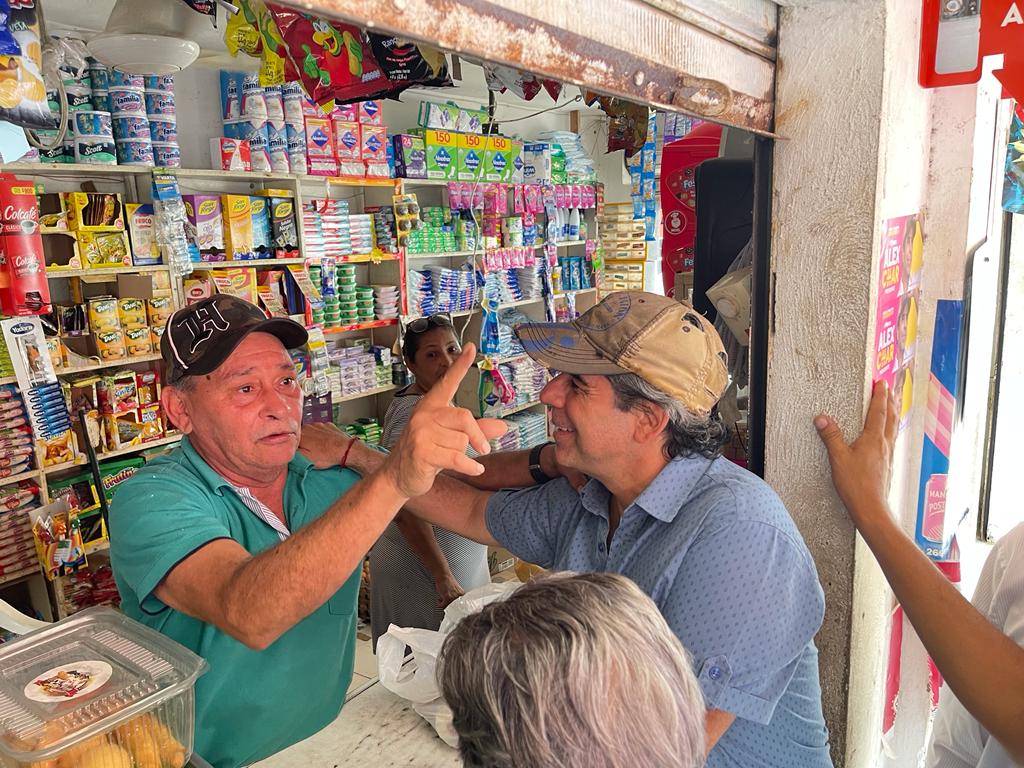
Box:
[176,434,316,497]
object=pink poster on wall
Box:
[873,214,924,432]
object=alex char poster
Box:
[873,214,924,432]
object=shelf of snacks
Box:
[0,469,43,486]
[43,435,182,476]
[335,384,399,404]
[0,162,153,176]
[198,257,306,269]
[45,264,171,278]
[60,353,164,377]
[173,168,297,183]
[405,249,478,261]
[321,319,399,336]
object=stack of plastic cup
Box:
[146,74,180,168]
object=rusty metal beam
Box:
[291,0,776,134]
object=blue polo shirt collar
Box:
[177,434,315,496]
[580,454,715,524]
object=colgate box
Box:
[0,175,51,316]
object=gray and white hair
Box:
[437,572,706,768]
[608,372,729,459]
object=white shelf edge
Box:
[334,384,398,403]
[44,435,182,475]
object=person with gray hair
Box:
[437,571,706,768]
[301,291,830,767]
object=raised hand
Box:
[384,343,507,498]
[814,381,898,526]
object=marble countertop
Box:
[253,681,461,767]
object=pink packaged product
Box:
[360,124,387,163]
[182,194,226,261]
[334,103,358,121]
[513,185,525,214]
[332,119,360,161]
[554,185,568,209]
[211,137,251,172]
[359,100,383,126]
[570,185,582,209]
[523,185,541,214]
[305,116,338,176]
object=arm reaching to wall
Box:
[815,383,1024,762]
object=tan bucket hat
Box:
[514,291,729,416]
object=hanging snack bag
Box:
[225,0,263,58]
[0,0,55,130]
[366,34,451,90]
[267,5,388,109]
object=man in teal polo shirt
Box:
[109,295,501,768]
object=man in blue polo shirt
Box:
[109,295,501,768]
[302,291,832,767]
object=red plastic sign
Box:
[919,0,1024,100]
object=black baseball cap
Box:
[161,295,308,384]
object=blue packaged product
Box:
[152,142,180,168]
[249,196,272,255]
[88,66,110,91]
[116,138,154,166]
[148,116,177,143]
[569,257,582,290]
[73,110,113,138]
[144,75,175,91]
[112,115,150,140]
[91,90,110,112]
[145,90,175,117]
[109,88,145,116]
[220,70,243,120]
[109,70,144,89]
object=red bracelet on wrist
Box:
[340,440,356,468]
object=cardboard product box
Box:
[222,194,256,260]
[211,267,258,305]
[123,325,153,357]
[360,125,387,165]
[509,140,524,184]
[138,402,164,442]
[522,143,552,183]
[66,192,125,232]
[457,106,487,134]
[183,273,216,304]
[457,132,486,182]
[37,192,70,232]
[393,134,426,179]
[483,135,511,182]
[42,233,83,271]
[125,203,160,266]
[249,196,272,258]
[78,230,131,268]
[487,545,518,576]
[304,116,338,176]
[97,370,138,414]
[418,101,459,131]
[104,409,145,451]
[333,119,361,161]
[135,371,161,406]
[268,196,300,258]
[359,100,383,126]
[146,296,174,327]
[425,129,457,180]
[182,195,226,262]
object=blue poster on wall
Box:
[914,299,965,559]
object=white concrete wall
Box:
[772,1,990,764]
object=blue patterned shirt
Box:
[485,454,832,768]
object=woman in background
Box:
[369,315,491,649]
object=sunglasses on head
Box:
[405,314,454,334]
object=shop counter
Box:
[253,681,460,767]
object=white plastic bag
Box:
[376,581,521,748]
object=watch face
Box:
[941,0,980,20]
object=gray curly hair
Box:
[437,571,706,768]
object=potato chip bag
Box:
[0,0,56,130]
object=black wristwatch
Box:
[528,442,555,484]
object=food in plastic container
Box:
[0,606,207,768]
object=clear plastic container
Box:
[0,607,207,768]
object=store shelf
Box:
[0,376,17,386]
[498,296,543,310]
[173,168,296,183]
[0,468,42,486]
[554,288,598,300]
[44,434,181,475]
[480,352,530,365]
[200,258,306,268]
[0,162,151,176]
[397,178,453,188]
[321,318,399,335]
[339,253,401,264]
[335,384,398,403]
[406,250,476,261]
[491,399,545,418]
[46,264,170,278]
[85,539,110,555]
[538,240,590,249]
[297,174,398,188]
[60,353,162,376]
[0,567,40,588]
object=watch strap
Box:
[528,441,555,484]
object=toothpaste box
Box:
[457,132,486,182]
[523,142,552,183]
[393,134,426,179]
[182,195,225,261]
[484,135,511,182]
[249,196,272,258]
[221,194,255,260]
[425,129,457,181]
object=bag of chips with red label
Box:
[266,4,388,110]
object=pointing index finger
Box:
[864,380,889,437]
[425,342,477,405]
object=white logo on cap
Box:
[176,303,230,355]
